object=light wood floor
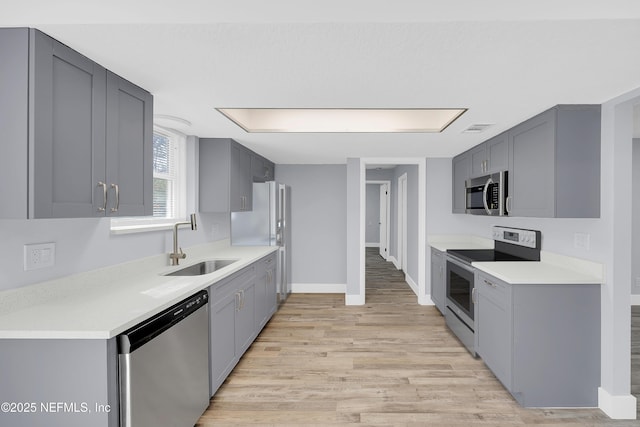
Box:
[197,249,639,426]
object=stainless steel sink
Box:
[165,259,238,276]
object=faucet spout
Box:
[169,213,198,266]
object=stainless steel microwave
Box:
[465,171,508,216]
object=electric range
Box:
[444,226,541,355]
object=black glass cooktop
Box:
[446,249,530,264]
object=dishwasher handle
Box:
[118,290,208,354]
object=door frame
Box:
[366,180,391,260]
[356,158,427,305]
[397,173,408,274]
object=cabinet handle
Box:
[484,279,497,288]
[110,184,120,213]
[240,289,245,309]
[97,182,107,212]
[235,292,240,311]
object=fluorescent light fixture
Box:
[216,108,466,133]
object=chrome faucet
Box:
[169,213,198,265]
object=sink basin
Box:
[165,259,238,276]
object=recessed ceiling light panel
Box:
[216,108,466,133]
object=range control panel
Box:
[492,226,540,249]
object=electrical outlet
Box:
[635,277,640,291]
[24,242,56,271]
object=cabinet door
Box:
[469,145,487,177]
[452,153,470,213]
[508,109,556,217]
[264,161,275,182]
[209,290,238,395]
[235,278,257,355]
[254,259,268,329]
[32,30,107,218]
[266,259,278,318]
[430,250,445,314]
[486,132,509,173]
[105,72,153,216]
[0,28,29,218]
[230,143,252,212]
[475,273,512,388]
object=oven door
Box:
[446,257,475,326]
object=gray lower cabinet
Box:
[0,338,119,427]
[256,252,278,329]
[208,253,278,395]
[200,138,253,212]
[452,152,470,213]
[474,270,601,407]
[508,105,600,218]
[430,248,446,314]
[0,28,152,219]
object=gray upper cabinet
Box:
[508,105,600,218]
[470,132,509,177]
[251,153,275,182]
[200,138,277,212]
[230,143,253,212]
[452,152,470,213]
[0,28,153,219]
[200,138,253,212]
[105,72,153,216]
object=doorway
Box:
[356,158,427,306]
[366,180,391,260]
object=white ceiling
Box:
[3,0,640,163]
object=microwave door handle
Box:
[482,177,493,215]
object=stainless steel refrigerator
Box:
[231,182,291,305]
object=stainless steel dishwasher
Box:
[118,290,209,427]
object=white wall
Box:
[0,136,230,292]
[275,164,347,287]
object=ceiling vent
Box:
[463,123,494,133]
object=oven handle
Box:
[482,177,493,215]
[446,254,475,273]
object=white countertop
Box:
[473,260,602,285]
[427,234,493,252]
[429,234,603,285]
[0,240,277,340]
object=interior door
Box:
[379,183,388,259]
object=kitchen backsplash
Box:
[0,212,229,292]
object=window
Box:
[153,130,181,218]
[111,127,186,233]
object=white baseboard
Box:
[345,294,365,305]
[388,256,400,269]
[631,294,640,305]
[598,387,637,419]
[421,294,436,306]
[365,242,380,248]
[291,283,346,293]
[405,274,418,295]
